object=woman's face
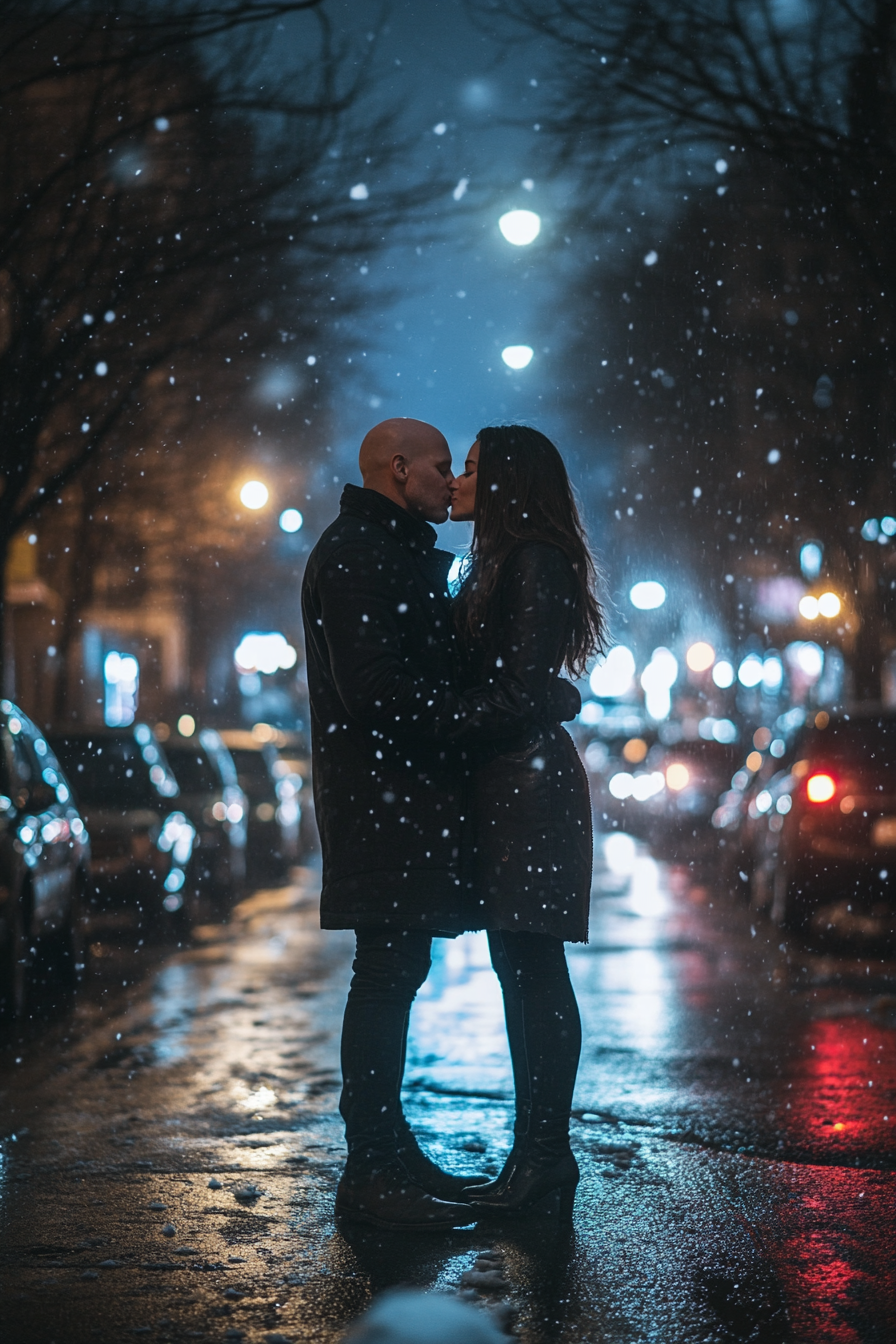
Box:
[449,440,479,522]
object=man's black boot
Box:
[335,1151,477,1231]
[395,1120,489,1203]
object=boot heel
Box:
[557,1184,576,1220]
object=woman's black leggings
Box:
[487,929,582,1128]
[339,926,581,1158]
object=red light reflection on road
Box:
[767,1166,895,1344]
[766,1016,896,1341]
[780,1017,893,1153]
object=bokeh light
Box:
[279,508,303,533]
[498,209,541,245]
[738,654,764,687]
[712,660,735,688]
[807,772,836,803]
[665,762,690,791]
[501,345,534,370]
[234,631,297,675]
[590,645,635,698]
[800,541,823,578]
[240,480,269,510]
[686,641,715,672]
[640,647,678,720]
[629,580,666,610]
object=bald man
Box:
[301,418,577,1231]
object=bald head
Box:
[359,418,454,523]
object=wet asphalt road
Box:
[1,841,894,1344]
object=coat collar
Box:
[339,483,438,552]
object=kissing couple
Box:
[301,418,605,1230]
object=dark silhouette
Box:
[301,417,581,1230]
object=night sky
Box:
[279,0,577,539]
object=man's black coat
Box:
[301,485,472,932]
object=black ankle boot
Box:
[462,1106,529,1200]
[336,1151,476,1231]
[468,1115,578,1218]
[395,1121,489,1203]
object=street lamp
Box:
[501,345,533,369]
[498,209,541,246]
[240,480,269,510]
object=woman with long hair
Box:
[449,423,606,1218]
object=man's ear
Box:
[390,453,409,482]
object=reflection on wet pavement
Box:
[0,845,894,1342]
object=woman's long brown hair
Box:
[454,424,606,677]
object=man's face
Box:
[403,441,455,523]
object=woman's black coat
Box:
[461,542,593,943]
[301,487,580,935]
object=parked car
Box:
[49,725,196,931]
[160,728,247,900]
[738,708,896,939]
[217,728,304,882]
[0,699,91,1018]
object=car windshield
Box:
[164,745,218,794]
[50,736,171,808]
[228,748,274,801]
[796,716,896,771]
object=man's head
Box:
[359,418,453,523]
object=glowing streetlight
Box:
[799,595,819,620]
[501,345,533,370]
[817,591,841,618]
[240,480,269,510]
[177,714,196,736]
[498,209,541,246]
[279,508,303,533]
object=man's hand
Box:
[547,678,581,722]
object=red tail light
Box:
[806,772,836,803]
